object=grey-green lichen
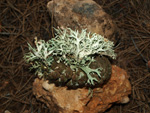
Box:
[24,28,116,87]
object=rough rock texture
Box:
[46,56,112,88]
[47,0,119,44]
[33,65,131,113]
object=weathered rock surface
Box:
[45,56,112,88]
[33,65,131,113]
[47,0,119,44]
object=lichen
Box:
[24,28,116,87]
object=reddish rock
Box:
[33,65,131,113]
[47,0,119,44]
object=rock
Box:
[4,110,11,113]
[33,65,131,113]
[46,56,112,88]
[47,0,119,44]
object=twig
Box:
[131,36,150,72]
[131,36,147,63]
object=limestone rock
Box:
[33,65,131,113]
[47,0,119,44]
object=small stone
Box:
[4,110,11,113]
[42,80,55,91]
[120,96,130,104]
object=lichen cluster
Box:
[24,28,116,87]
